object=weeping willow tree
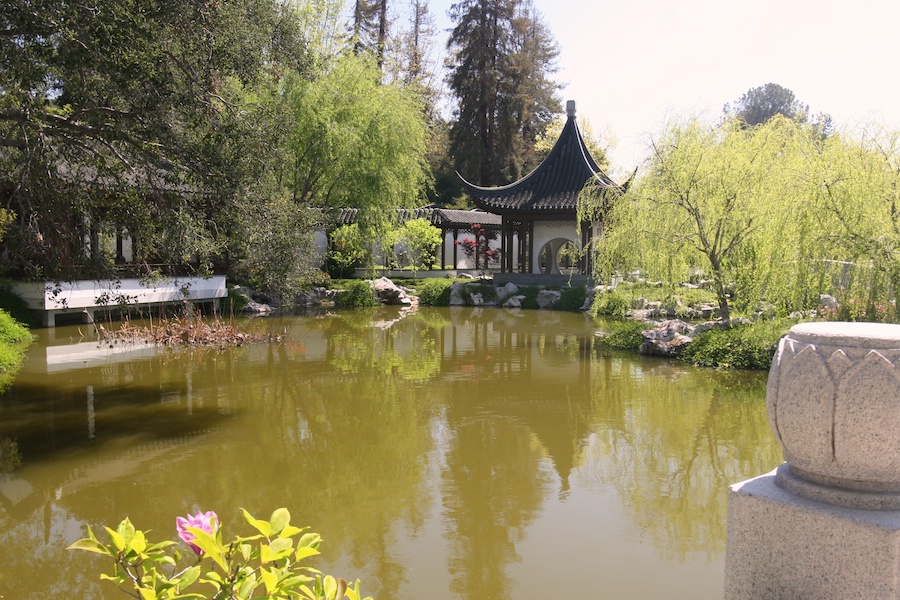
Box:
[580,115,820,321]
[807,124,900,321]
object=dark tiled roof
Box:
[432,209,501,228]
[328,207,501,229]
[458,115,620,216]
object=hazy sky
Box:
[426,0,900,175]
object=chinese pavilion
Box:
[458,100,626,278]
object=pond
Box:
[0,307,782,599]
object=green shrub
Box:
[558,286,587,312]
[220,287,249,315]
[516,286,541,309]
[462,283,495,302]
[325,224,367,279]
[591,291,629,318]
[336,280,378,308]
[0,280,34,326]
[681,319,792,370]
[0,310,29,346]
[0,308,32,393]
[417,278,454,306]
[594,320,646,352]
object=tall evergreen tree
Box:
[499,0,560,179]
[446,0,559,187]
[396,0,440,118]
[350,0,390,70]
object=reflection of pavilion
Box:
[431,309,597,493]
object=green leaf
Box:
[137,587,157,600]
[130,529,147,554]
[104,526,126,552]
[184,527,227,572]
[239,542,252,562]
[117,517,136,544]
[147,540,177,552]
[241,508,271,538]
[260,567,278,594]
[294,546,320,561]
[269,508,291,534]
[201,571,224,585]
[261,541,293,564]
[298,533,322,549]
[237,572,258,599]
[67,538,111,556]
[269,537,293,555]
[178,565,201,589]
[323,575,338,600]
[279,524,305,539]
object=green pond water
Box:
[0,306,782,599]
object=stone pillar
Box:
[724,322,900,599]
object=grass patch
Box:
[680,318,794,370]
[593,320,647,352]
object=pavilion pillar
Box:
[500,219,507,273]
[453,229,459,269]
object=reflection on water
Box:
[0,308,781,599]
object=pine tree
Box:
[446,0,560,186]
[499,0,560,179]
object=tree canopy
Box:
[583,111,900,322]
[446,0,561,187]
[1,0,435,298]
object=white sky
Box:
[425,0,900,176]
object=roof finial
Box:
[566,100,576,118]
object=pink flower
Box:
[176,511,219,555]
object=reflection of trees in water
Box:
[0,437,21,472]
[580,359,781,562]
[441,406,555,600]
[0,324,436,600]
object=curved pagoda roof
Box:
[458,101,621,217]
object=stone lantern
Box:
[725,322,900,599]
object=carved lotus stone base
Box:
[726,322,900,599]
[767,322,900,506]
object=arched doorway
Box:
[538,238,580,275]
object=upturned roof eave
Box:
[458,114,622,214]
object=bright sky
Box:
[426,0,900,177]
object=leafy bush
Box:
[465,283,498,302]
[69,508,371,600]
[325,224,367,279]
[396,218,442,275]
[220,287,249,315]
[681,319,792,370]
[558,286,587,312]
[591,291,629,318]
[0,280,34,326]
[515,286,541,309]
[336,280,378,308]
[594,320,647,351]
[417,278,454,306]
[0,309,32,393]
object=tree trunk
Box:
[708,254,731,322]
